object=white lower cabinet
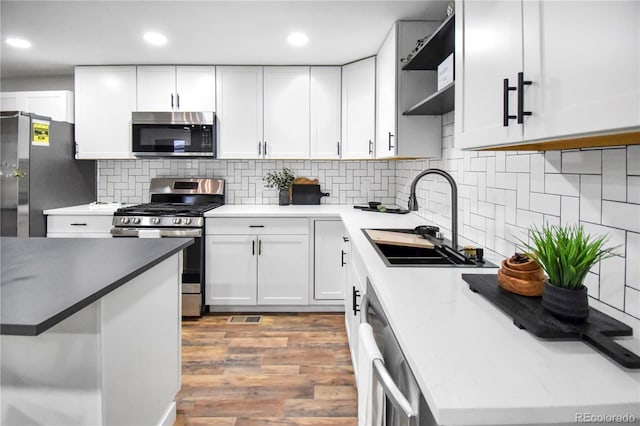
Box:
[205,218,310,306]
[46,214,113,238]
[314,220,347,300]
[344,243,364,379]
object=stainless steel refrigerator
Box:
[1,111,96,237]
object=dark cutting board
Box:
[462,273,640,369]
[291,184,330,205]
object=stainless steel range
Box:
[111,178,224,317]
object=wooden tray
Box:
[462,273,640,369]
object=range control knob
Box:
[183,218,192,225]
[173,218,182,225]
[132,217,141,224]
[121,217,130,224]
[152,217,161,225]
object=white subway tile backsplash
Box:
[602,200,640,233]
[627,232,640,290]
[545,174,580,196]
[627,176,640,204]
[560,196,580,226]
[545,151,562,173]
[516,208,544,229]
[602,149,627,201]
[579,175,602,223]
[529,192,561,216]
[516,174,530,210]
[625,287,640,319]
[506,154,530,173]
[628,145,640,175]
[530,153,545,192]
[584,272,600,298]
[562,150,601,174]
[599,256,626,310]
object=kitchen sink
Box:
[363,228,497,268]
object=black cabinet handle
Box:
[171,93,174,109]
[337,141,341,156]
[70,223,87,226]
[258,141,262,156]
[249,225,264,228]
[352,286,360,315]
[252,240,255,255]
[388,132,394,151]
[264,141,267,156]
[341,250,346,267]
[176,93,180,110]
[368,139,373,155]
[258,239,262,255]
[342,236,349,242]
[503,78,517,126]
[517,72,532,124]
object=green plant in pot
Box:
[263,168,295,206]
[522,224,617,322]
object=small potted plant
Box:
[263,168,295,206]
[522,224,617,322]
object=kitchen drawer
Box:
[206,217,309,235]
[47,215,114,234]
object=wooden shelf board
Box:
[479,130,640,151]
[402,13,455,71]
[403,82,454,116]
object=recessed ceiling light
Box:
[287,32,309,47]
[144,32,167,46]
[6,38,31,49]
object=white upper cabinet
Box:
[341,57,376,159]
[216,66,264,159]
[74,66,137,159]
[1,91,74,123]
[263,67,310,159]
[136,65,215,112]
[376,21,442,159]
[310,67,342,159]
[455,0,640,150]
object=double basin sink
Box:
[363,228,496,268]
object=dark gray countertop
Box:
[1,237,193,336]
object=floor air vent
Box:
[228,315,262,324]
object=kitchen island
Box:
[1,237,191,426]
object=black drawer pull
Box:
[252,240,255,255]
[249,225,265,228]
[70,223,87,226]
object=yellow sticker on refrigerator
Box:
[32,119,50,146]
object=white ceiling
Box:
[0,0,449,78]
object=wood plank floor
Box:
[174,313,358,426]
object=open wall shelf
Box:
[402,13,454,71]
[403,82,454,116]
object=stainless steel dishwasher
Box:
[362,278,437,426]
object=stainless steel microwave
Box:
[132,111,216,157]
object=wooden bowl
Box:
[505,254,540,271]
[501,260,545,281]
[497,269,544,297]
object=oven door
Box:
[111,227,204,317]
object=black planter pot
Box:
[278,189,290,206]
[542,282,589,322]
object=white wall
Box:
[396,112,640,319]
[0,75,74,91]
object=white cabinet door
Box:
[314,220,346,300]
[523,0,639,141]
[1,91,74,123]
[263,67,310,159]
[455,0,525,149]
[376,26,397,158]
[176,66,216,111]
[344,263,362,379]
[136,66,176,111]
[216,66,264,159]
[206,234,257,305]
[341,57,376,159]
[310,67,341,159]
[257,234,309,305]
[74,66,136,159]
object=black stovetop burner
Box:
[115,201,222,217]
